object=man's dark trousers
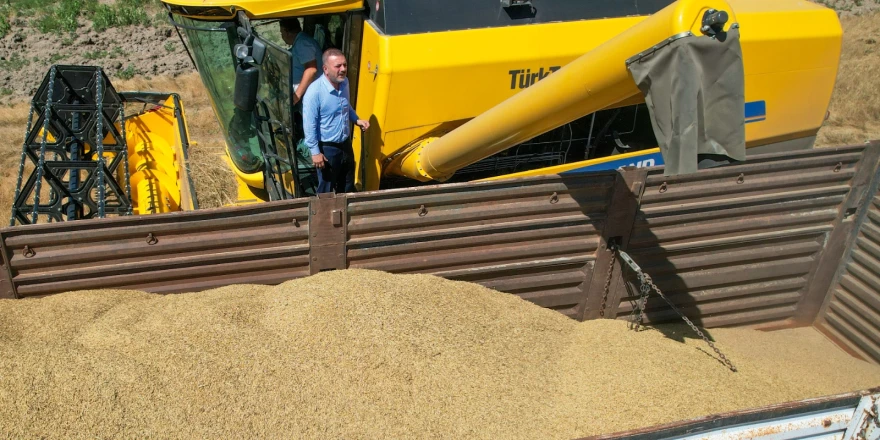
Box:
[317,138,355,194]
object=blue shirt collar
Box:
[320,74,346,93]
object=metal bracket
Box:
[309,194,347,274]
[500,0,531,7]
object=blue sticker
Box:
[561,151,665,175]
[745,100,766,123]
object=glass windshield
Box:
[173,14,263,174]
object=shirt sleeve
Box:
[293,39,317,65]
[302,88,321,156]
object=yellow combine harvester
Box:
[10,0,843,222]
[160,0,841,203]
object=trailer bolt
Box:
[22,245,35,258]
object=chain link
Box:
[120,104,132,215]
[642,273,738,372]
[11,102,36,226]
[630,280,651,332]
[617,248,738,373]
[599,246,617,317]
[95,69,106,218]
[31,66,56,224]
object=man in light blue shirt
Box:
[302,48,370,194]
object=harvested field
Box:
[1,270,877,439]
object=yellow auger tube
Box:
[391,0,737,182]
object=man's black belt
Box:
[318,138,350,148]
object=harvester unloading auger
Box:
[387,0,746,182]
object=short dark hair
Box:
[279,18,301,33]
[322,48,345,64]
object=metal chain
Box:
[95,69,106,218]
[617,248,738,373]
[31,66,56,224]
[643,273,738,372]
[598,245,617,317]
[120,104,132,215]
[630,279,651,332]
[49,152,58,204]
[11,102,36,226]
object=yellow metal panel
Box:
[355,21,393,191]
[353,0,840,186]
[121,95,204,214]
[736,4,841,146]
[160,0,362,19]
[390,0,740,182]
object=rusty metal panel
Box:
[2,200,311,297]
[309,193,347,274]
[345,173,616,318]
[817,152,880,365]
[610,145,872,329]
[0,231,15,299]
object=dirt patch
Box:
[815,0,880,15]
[0,18,191,102]
[816,11,880,145]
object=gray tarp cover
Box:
[627,28,746,176]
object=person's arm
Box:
[302,88,326,168]
[294,60,317,104]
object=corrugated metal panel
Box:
[818,165,880,364]
[345,174,616,317]
[1,200,311,298]
[610,146,872,328]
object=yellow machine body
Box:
[162,0,842,198]
[122,95,197,214]
[362,0,840,185]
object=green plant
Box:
[55,0,83,32]
[91,0,152,31]
[0,15,10,39]
[83,49,108,60]
[115,2,149,26]
[0,53,29,71]
[0,88,12,96]
[49,53,65,63]
[111,46,125,57]
[164,41,175,52]
[33,13,59,33]
[117,64,138,80]
[91,4,115,32]
[30,0,86,33]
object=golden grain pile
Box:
[0,270,877,439]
